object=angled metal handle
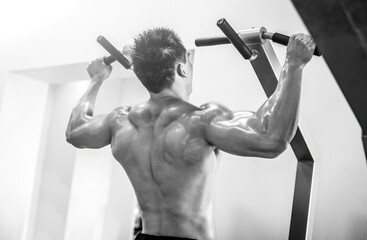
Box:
[216,18,257,60]
[97,36,131,69]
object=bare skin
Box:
[66,34,315,240]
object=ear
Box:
[177,63,187,78]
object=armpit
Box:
[110,106,131,124]
[113,106,132,115]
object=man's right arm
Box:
[202,34,316,158]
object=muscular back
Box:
[110,98,219,240]
[67,94,291,240]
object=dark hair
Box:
[131,27,186,93]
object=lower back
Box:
[141,204,216,240]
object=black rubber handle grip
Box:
[97,36,131,69]
[217,18,253,60]
[195,36,230,47]
[272,33,322,56]
[103,55,116,65]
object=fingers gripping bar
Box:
[262,32,321,56]
[97,36,132,69]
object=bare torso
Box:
[110,97,219,240]
[66,33,314,240]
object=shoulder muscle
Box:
[198,102,233,124]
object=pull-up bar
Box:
[196,18,322,57]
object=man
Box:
[66,27,316,240]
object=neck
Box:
[149,89,188,102]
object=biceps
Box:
[66,115,112,149]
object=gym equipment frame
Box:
[196,18,316,240]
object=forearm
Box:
[67,80,102,133]
[253,61,304,143]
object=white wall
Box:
[32,82,87,240]
[0,75,49,240]
[1,0,367,239]
[301,60,367,240]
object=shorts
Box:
[134,233,196,240]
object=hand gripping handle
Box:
[271,32,321,56]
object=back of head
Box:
[131,27,187,93]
